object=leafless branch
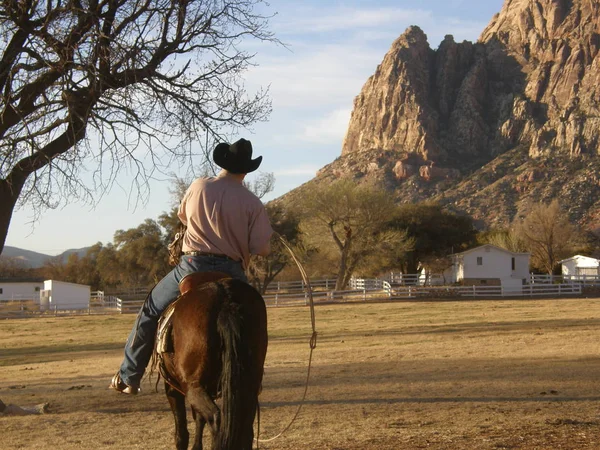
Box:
[0,0,279,251]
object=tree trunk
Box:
[0,92,91,255]
[406,253,420,275]
[0,178,25,255]
[335,255,347,291]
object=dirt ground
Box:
[1,297,600,449]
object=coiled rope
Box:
[256,233,318,444]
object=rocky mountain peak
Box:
[341,25,439,160]
[480,0,600,157]
[289,0,600,233]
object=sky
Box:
[5,0,505,256]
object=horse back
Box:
[169,278,268,395]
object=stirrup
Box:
[109,372,140,395]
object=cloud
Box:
[301,108,352,145]
[244,4,491,113]
[274,165,320,177]
[273,6,432,34]
[246,43,381,109]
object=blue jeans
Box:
[119,254,247,386]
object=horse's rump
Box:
[158,274,268,449]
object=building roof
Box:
[452,244,529,257]
[558,255,600,264]
[0,277,45,283]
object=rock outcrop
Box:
[302,0,600,231]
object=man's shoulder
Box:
[189,176,215,188]
[238,186,264,205]
[201,176,264,206]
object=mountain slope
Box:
[0,246,91,268]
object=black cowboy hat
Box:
[212,138,262,174]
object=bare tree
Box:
[244,171,274,199]
[479,229,527,253]
[512,200,577,274]
[0,255,31,277]
[0,0,276,253]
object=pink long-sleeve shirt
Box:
[178,173,273,269]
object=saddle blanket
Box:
[156,303,177,354]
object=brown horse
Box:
[155,272,268,450]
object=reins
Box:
[255,233,318,444]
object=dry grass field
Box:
[2,297,600,449]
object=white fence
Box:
[0,276,588,318]
[261,278,583,306]
[267,279,337,291]
[387,272,447,286]
[530,274,600,285]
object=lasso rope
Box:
[255,233,318,444]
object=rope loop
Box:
[255,232,317,443]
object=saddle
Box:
[153,272,231,392]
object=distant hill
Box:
[0,246,92,268]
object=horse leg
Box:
[166,383,189,450]
[240,396,258,450]
[190,409,205,450]
[187,385,219,450]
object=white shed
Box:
[559,255,600,280]
[452,244,530,290]
[40,280,91,311]
[0,279,44,301]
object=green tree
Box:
[0,0,276,254]
[40,244,103,288]
[512,200,578,274]
[95,243,122,289]
[298,180,413,290]
[112,219,170,287]
[0,256,33,278]
[392,203,478,274]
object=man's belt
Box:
[183,251,237,262]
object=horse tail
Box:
[214,281,258,450]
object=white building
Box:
[40,280,91,311]
[452,244,530,291]
[559,255,600,280]
[0,279,44,301]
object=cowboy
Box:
[110,138,273,394]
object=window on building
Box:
[35,287,40,292]
[477,256,483,265]
[0,288,3,294]
[511,257,516,271]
